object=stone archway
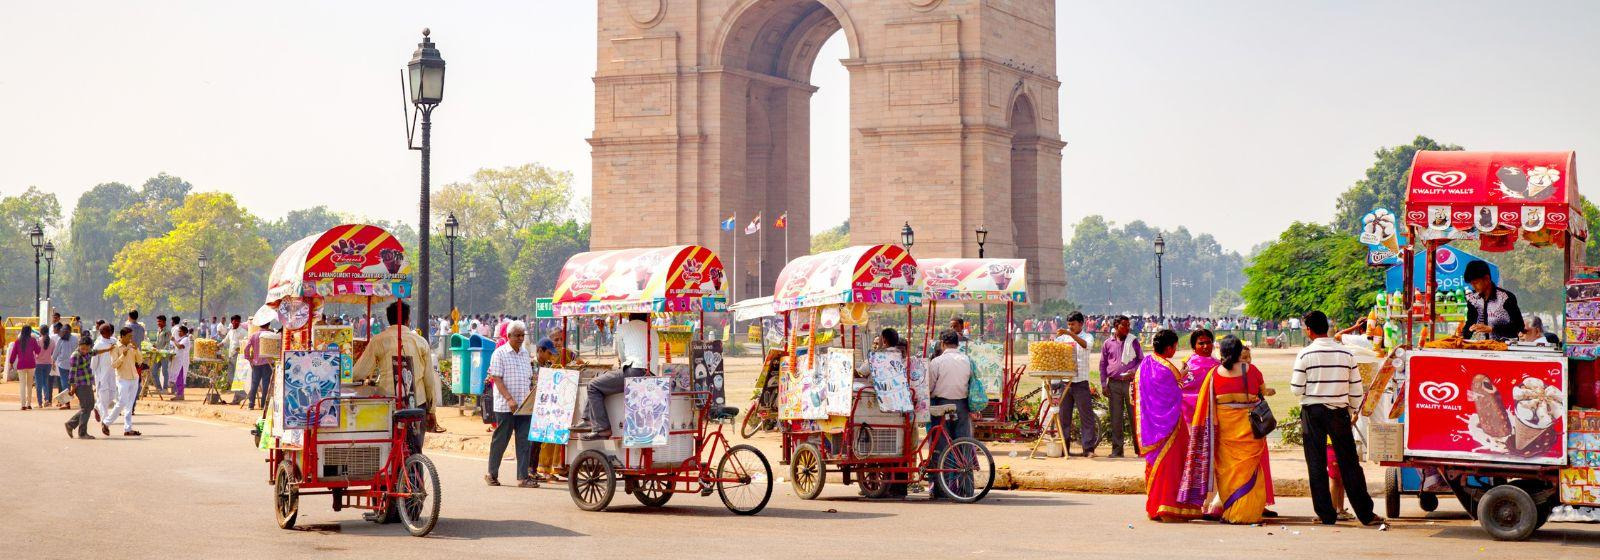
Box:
[590,0,1067,300]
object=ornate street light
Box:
[42,241,55,300]
[28,223,44,307]
[901,222,915,251]
[1154,234,1166,318]
[976,226,988,335]
[444,212,459,334]
[406,28,446,337]
[198,252,209,321]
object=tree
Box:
[1209,289,1243,316]
[505,221,591,313]
[60,182,141,318]
[263,206,345,251]
[1241,222,1381,324]
[430,163,576,266]
[1332,136,1463,232]
[0,187,63,313]
[1063,216,1246,315]
[114,172,193,240]
[105,193,271,319]
[810,221,850,254]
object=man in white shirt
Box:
[90,324,118,419]
[1055,311,1099,457]
[222,314,250,404]
[485,321,537,488]
[573,313,653,440]
[1291,310,1381,527]
[926,330,973,499]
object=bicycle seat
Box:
[710,406,741,421]
[928,404,958,417]
[395,407,428,423]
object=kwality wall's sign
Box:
[1360,208,1404,267]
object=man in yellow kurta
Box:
[351,301,443,434]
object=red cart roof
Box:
[550,245,725,316]
[917,258,1028,304]
[265,224,412,304]
[1403,151,1584,235]
[772,244,923,312]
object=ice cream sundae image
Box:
[360,247,406,275]
[925,265,961,289]
[1360,209,1400,251]
[1525,166,1561,199]
[1429,206,1450,229]
[895,263,918,287]
[1510,377,1562,456]
[705,266,724,291]
[1523,206,1545,231]
[988,263,1017,290]
[1476,206,1496,232]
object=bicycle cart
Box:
[259,224,441,536]
[1374,151,1599,541]
[545,245,774,515]
[917,258,1034,442]
[773,245,996,503]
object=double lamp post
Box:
[28,223,55,309]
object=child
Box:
[63,338,97,439]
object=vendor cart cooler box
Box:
[568,380,696,467]
[315,400,394,481]
[850,390,907,457]
[1402,350,1567,465]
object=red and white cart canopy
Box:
[550,245,725,316]
[772,244,923,313]
[917,258,1028,304]
[1404,150,1585,238]
[265,224,412,305]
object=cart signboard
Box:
[1404,350,1567,465]
[917,258,1028,303]
[550,245,725,316]
[266,224,413,304]
[772,244,922,312]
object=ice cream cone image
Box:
[1470,374,1513,439]
[1511,416,1553,455]
[1510,377,1562,456]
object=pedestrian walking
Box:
[170,325,192,401]
[1291,310,1383,527]
[926,330,973,501]
[484,321,537,488]
[243,318,277,410]
[52,324,77,409]
[33,326,55,408]
[150,315,171,393]
[90,323,117,418]
[1098,315,1142,457]
[1055,312,1098,457]
[7,325,41,410]
[100,327,143,437]
[63,337,97,440]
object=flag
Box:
[720,215,736,231]
[745,213,762,235]
[774,213,788,230]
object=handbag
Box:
[1247,367,1277,438]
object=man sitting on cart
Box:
[351,301,445,449]
[572,312,654,440]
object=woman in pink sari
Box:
[1136,329,1200,521]
[1181,330,1217,428]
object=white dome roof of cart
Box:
[772,245,924,313]
[265,224,412,305]
[1404,151,1587,239]
[550,245,726,316]
[918,258,1029,305]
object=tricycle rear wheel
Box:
[274,460,300,530]
[569,450,617,512]
[633,477,673,508]
[396,454,441,537]
[1477,484,1538,541]
[718,444,773,515]
[933,437,995,503]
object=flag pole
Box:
[732,211,739,304]
[783,213,789,265]
[758,216,765,298]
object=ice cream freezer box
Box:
[1401,350,1567,466]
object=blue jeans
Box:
[150,359,169,390]
[33,365,53,406]
[929,397,974,499]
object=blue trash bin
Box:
[468,334,494,394]
[449,333,471,394]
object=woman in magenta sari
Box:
[1135,329,1200,521]
[1181,330,1217,428]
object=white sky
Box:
[6,1,1600,253]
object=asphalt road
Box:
[5,406,1600,559]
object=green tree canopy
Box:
[1063,215,1246,315]
[1332,136,1463,232]
[61,182,141,318]
[505,221,590,314]
[810,221,849,254]
[1242,222,1380,324]
[105,192,271,319]
[0,187,63,314]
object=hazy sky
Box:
[6,1,1600,253]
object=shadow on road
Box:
[1425,526,1600,547]
[422,518,588,540]
[597,504,894,521]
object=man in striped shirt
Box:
[1291,310,1382,527]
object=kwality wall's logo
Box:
[1418,380,1460,406]
[1421,170,1468,189]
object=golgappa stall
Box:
[774,245,996,503]
[258,224,442,536]
[1371,151,1600,541]
[540,245,774,515]
[916,258,1035,442]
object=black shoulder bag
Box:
[1248,367,1277,438]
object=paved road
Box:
[5,406,1600,559]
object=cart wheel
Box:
[859,470,892,500]
[717,444,773,516]
[1418,493,1439,513]
[274,460,300,530]
[933,437,996,504]
[633,477,673,508]
[789,442,826,500]
[1384,468,1401,519]
[569,450,617,512]
[1477,484,1538,541]
[740,409,763,439]
[395,454,441,537]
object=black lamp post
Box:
[198,252,209,321]
[407,28,446,336]
[975,226,988,336]
[445,212,459,333]
[43,241,55,300]
[1154,234,1166,319]
[901,222,915,253]
[28,223,43,307]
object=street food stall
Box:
[259,224,442,536]
[774,245,996,503]
[916,258,1035,441]
[544,245,773,515]
[1372,151,1597,540]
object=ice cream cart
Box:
[1374,151,1596,540]
[916,258,1033,441]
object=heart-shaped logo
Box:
[1422,170,1468,189]
[1419,381,1459,405]
[1452,210,1473,223]
[1407,210,1427,223]
[1549,211,1567,223]
[1499,211,1520,223]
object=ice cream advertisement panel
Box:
[1404,350,1567,465]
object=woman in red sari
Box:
[1136,329,1200,521]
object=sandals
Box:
[484,475,501,487]
[123,430,142,437]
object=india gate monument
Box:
[589,0,1067,300]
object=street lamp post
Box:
[975,226,988,336]
[198,252,209,321]
[445,212,459,334]
[28,223,43,308]
[1154,234,1166,319]
[43,242,55,300]
[901,222,915,253]
[407,28,446,336]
